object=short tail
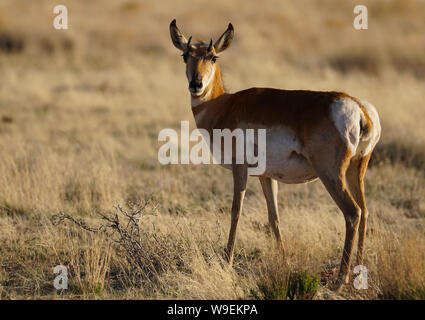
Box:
[351,97,373,140]
[356,99,381,156]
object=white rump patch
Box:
[330,98,361,154]
[358,99,381,155]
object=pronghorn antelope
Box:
[169,20,381,291]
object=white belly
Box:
[262,127,317,183]
[216,126,317,183]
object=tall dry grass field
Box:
[0,0,424,299]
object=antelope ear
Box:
[214,23,234,54]
[169,19,188,51]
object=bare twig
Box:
[50,198,180,284]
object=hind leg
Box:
[346,153,372,265]
[259,177,285,256]
[310,144,361,291]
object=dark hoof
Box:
[332,282,344,293]
[331,276,348,293]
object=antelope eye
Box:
[182,53,189,63]
[211,56,218,63]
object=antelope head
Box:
[169,19,234,97]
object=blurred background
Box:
[0,0,424,300]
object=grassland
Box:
[0,0,424,299]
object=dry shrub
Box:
[51,200,196,294]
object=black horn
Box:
[207,39,213,52]
[187,36,192,50]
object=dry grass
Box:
[0,0,424,299]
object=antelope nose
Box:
[189,79,202,90]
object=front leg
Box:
[225,164,248,265]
